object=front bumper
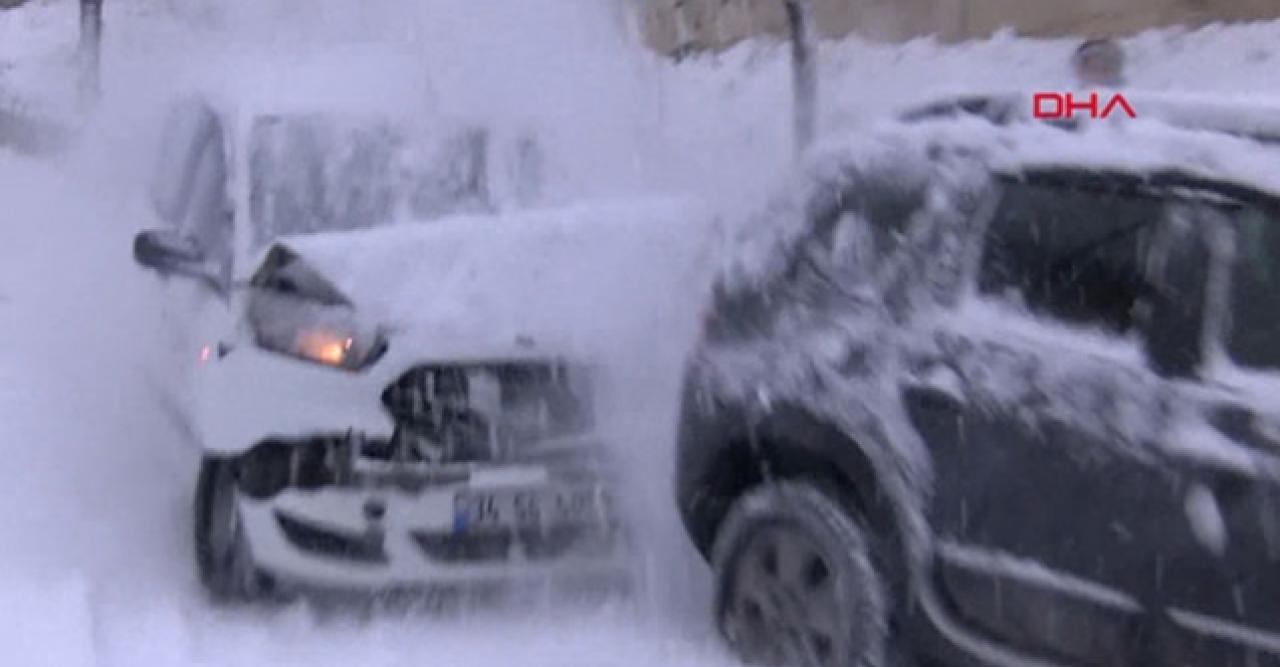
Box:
[237,479,636,591]
[198,340,633,592]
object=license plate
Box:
[453,487,600,531]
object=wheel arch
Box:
[684,402,901,559]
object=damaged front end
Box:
[225,361,635,603]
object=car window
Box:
[1224,202,1280,371]
[149,100,221,226]
[248,115,402,250]
[247,115,492,251]
[809,164,929,286]
[183,132,233,280]
[977,177,1163,335]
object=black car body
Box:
[676,113,1280,666]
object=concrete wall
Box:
[641,0,1280,54]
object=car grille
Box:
[380,361,595,465]
[518,524,595,560]
[275,510,387,564]
[412,524,610,564]
[411,531,514,562]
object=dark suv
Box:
[676,117,1280,666]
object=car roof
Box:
[852,102,1280,205]
[899,89,1280,148]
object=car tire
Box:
[712,480,887,667]
[194,456,266,602]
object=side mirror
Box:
[133,229,225,293]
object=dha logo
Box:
[1033,92,1137,120]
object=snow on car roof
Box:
[856,113,1280,199]
[900,89,1280,146]
[718,114,1280,291]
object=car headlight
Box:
[247,290,387,371]
[294,328,356,367]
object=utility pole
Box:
[783,0,816,159]
[78,0,103,108]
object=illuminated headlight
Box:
[247,290,387,371]
[289,327,363,368]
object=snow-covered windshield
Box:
[246,114,489,250]
[1225,201,1280,371]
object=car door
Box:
[902,172,1221,664]
[1146,188,1280,662]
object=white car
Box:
[131,97,638,603]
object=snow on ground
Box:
[2,0,1280,665]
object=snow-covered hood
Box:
[254,198,710,362]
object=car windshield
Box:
[247,114,489,250]
[1224,200,1280,371]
